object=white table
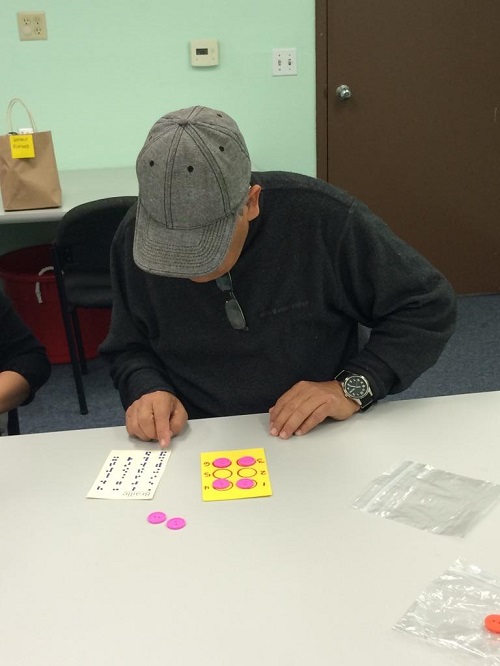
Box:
[1,392,499,666]
[0,166,137,223]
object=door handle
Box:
[336,84,352,101]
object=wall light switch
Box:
[190,40,219,67]
[272,48,297,76]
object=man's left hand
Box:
[269,380,360,440]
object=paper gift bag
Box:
[0,98,62,211]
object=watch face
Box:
[344,375,370,399]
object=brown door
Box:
[316,0,500,294]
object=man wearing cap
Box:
[100,106,456,448]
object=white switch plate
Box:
[190,39,219,67]
[17,12,48,41]
[272,48,297,76]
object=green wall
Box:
[1,0,316,174]
[1,0,316,254]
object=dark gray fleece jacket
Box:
[100,171,456,418]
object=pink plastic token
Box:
[236,478,257,490]
[237,456,256,467]
[213,457,232,469]
[147,511,167,524]
[213,478,232,490]
[166,517,186,530]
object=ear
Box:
[246,184,261,221]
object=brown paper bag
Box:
[0,98,62,211]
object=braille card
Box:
[201,448,272,501]
[87,450,171,500]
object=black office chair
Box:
[7,408,20,435]
[51,196,137,415]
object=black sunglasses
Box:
[216,272,248,331]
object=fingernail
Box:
[295,429,303,436]
[160,439,167,448]
[279,431,288,440]
[270,427,278,436]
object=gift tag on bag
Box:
[0,98,62,211]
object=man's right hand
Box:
[125,391,188,448]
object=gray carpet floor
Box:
[17,294,500,435]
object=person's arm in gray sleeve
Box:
[334,200,457,400]
[0,289,51,412]
[99,210,176,410]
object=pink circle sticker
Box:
[147,511,167,524]
[213,478,232,491]
[166,517,186,530]
[237,456,256,467]
[213,457,232,469]
[236,479,257,490]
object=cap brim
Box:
[133,198,237,278]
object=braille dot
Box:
[213,468,232,479]
[219,146,225,152]
[236,479,257,490]
[213,478,232,491]
[187,166,194,172]
[237,467,257,478]
[149,160,155,166]
[237,456,256,467]
[213,457,232,469]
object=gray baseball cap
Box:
[133,106,251,278]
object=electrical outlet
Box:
[272,48,297,76]
[17,12,48,41]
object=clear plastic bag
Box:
[352,461,500,537]
[394,559,500,664]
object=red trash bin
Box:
[0,244,111,364]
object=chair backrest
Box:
[54,196,137,275]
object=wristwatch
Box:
[335,370,374,411]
